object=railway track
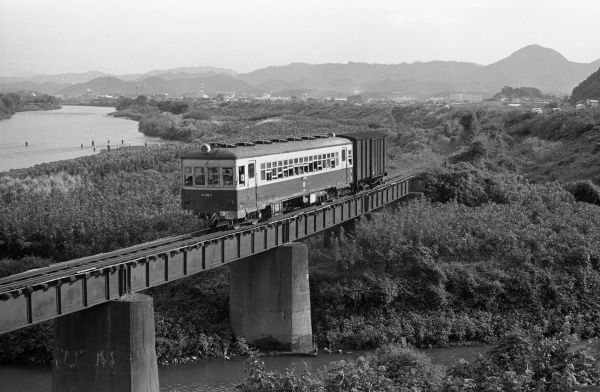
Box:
[0,228,213,294]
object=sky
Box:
[1,0,599,76]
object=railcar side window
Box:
[348,150,353,165]
[342,149,346,161]
[208,167,220,186]
[248,163,255,179]
[194,167,206,186]
[222,167,233,186]
[184,167,193,186]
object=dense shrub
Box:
[237,345,444,392]
[237,337,600,391]
[0,91,59,119]
[0,146,201,261]
[0,323,53,364]
[0,256,53,278]
[373,344,445,390]
[311,187,600,349]
[510,107,600,140]
[565,180,600,205]
[443,333,600,391]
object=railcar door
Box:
[246,161,258,213]
[342,147,350,184]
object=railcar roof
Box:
[339,130,388,141]
[182,136,352,160]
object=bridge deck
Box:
[0,172,423,334]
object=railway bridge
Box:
[0,172,424,392]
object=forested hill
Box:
[570,66,600,103]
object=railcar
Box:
[181,131,386,228]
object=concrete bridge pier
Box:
[52,293,159,392]
[229,242,313,352]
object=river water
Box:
[0,105,160,172]
[0,345,490,392]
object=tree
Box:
[347,94,363,104]
[135,95,148,105]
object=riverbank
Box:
[0,91,60,120]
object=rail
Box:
[0,170,427,334]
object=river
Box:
[0,345,490,392]
[0,105,161,172]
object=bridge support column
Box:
[230,242,313,352]
[52,293,159,392]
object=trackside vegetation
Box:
[1,101,600,390]
[0,92,60,120]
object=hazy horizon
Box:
[1,0,599,77]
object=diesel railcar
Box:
[181,131,387,228]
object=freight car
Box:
[181,131,387,228]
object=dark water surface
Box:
[0,105,160,172]
[0,345,490,392]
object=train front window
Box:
[184,167,193,186]
[208,167,220,186]
[248,163,255,179]
[222,167,233,186]
[194,167,206,186]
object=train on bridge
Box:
[181,131,387,228]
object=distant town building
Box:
[587,99,599,108]
[449,93,482,103]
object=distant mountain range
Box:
[1,45,598,98]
